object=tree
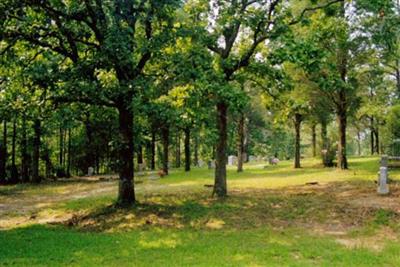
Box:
[1,0,180,205]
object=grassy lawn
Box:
[1,156,400,266]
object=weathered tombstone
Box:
[228,155,238,166]
[198,160,205,168]
[377,166,389,195]
[249,155,256,162]
[87,166,94,176]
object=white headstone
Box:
[377,166,389,195]
[249,155,256,162]
[198,160,205,167]
[228,155,237,166]
[88,166,94,176]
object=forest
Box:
[1,0,400,266]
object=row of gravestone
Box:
[84,155,277,175]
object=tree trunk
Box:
[337,110,348,169]
[237,113,245,172]
[9,117,18,184]
[85,119,95,172]
[374,124,379,155]
[395,59,400,99]
[184,127,191,172]
[32,119,41,183]
[161,126,169,175]
[311,123,316,158]
[137,144,143,165]
[0,120,6,184]
[321,120,329,167]
[175,131,181,168]
[336,1,348,170]
[59,126,63,167]
[116,106,135,206]
[294,114,302,169]
[66,128,72,177]
[21,114,29,183]
[151,129,156,171]
[370,117,375,155]
[194,133,199,167]
[213,102,227,197]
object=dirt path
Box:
[0,174,201,229]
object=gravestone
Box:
[249,155,256,162]
[198,160,205,168]
[377,166,389,195]
[228,155,237,166]
[87,166,94,176]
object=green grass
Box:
[1,156,400,266]
[1,225,400,267]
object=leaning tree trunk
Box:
[116,106,135,206]
[161,126,169,175]
[213,102,228,197]
[184,127,191,172]
[21,114,29,183]
[32,119,41,183]
[237,113,245,172]
[311,124,316,158]
[294,113,302,169]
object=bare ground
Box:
[1,176,400,251]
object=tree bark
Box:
[0,120,7,184]
[175,131,181,168]
[194,133,199,167]
[184,127,191,172]
[237,113,245,172]
[32,119,41,183]
[161,126,169,175]
[9,117,18,184]
[59,126,63,167]
[336,1,348,170]
[21,114,29,183]
[150,129,156,171]
[116,106,135,206]
[137,144,143,165]
[213,102,227,197]
[321,120,329,167]
[374,124,379,155]
[66,128,72,177]
[311,123,316,157]
[370,117,375,155]
[294,113,302,169]
[337,109,348,169]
